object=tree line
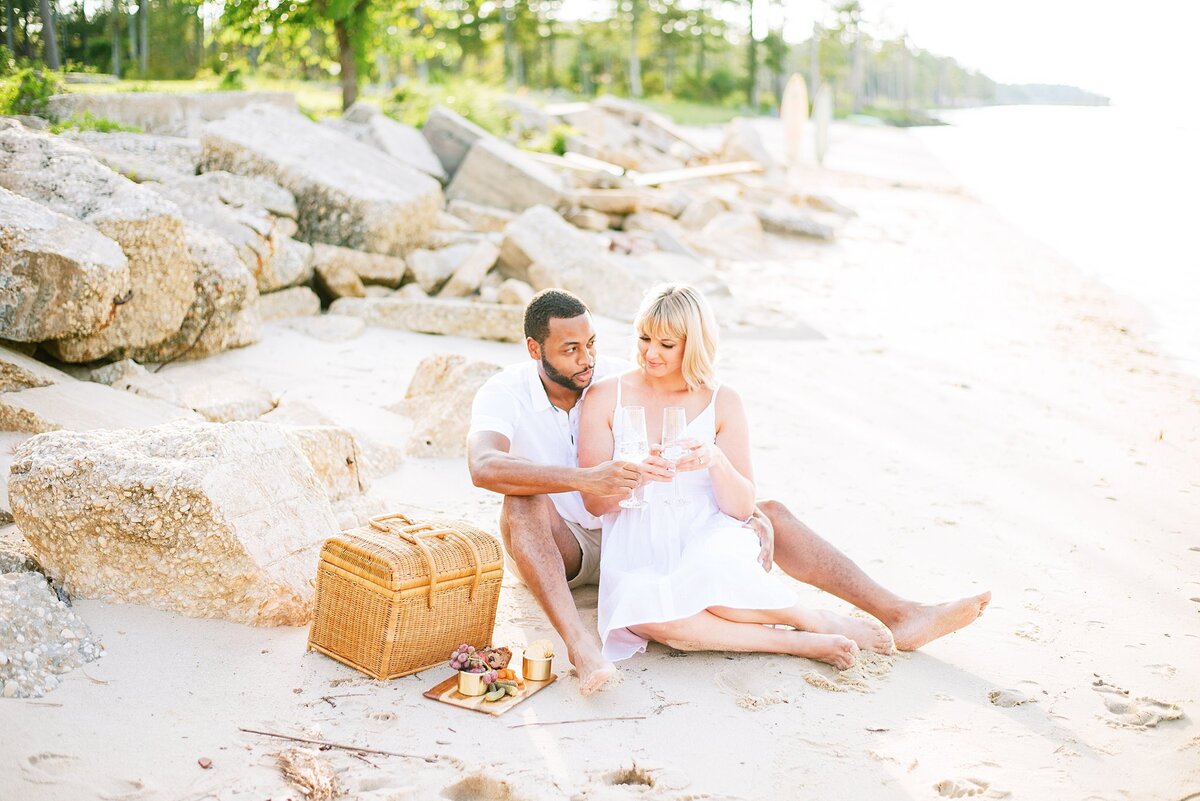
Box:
[4,0,1001,120]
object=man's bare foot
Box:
[790,631,859,670]
[800,610,894,655]
[888,592,991,651]
[568,644,617,695]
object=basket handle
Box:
[370,515,484,609]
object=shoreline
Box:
[3,122,1197,801]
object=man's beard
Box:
[542,355,593,392]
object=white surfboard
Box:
[780,73,809,166]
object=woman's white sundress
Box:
[597,373,796,662]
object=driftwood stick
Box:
[508,715,646,729]
[239,727,437,763]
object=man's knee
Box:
[758,498,789,522]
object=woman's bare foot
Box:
[568,644,618,695]
[888,592,992,651]
[794,609,895,654]
[789,631,859,670]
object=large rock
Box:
[122,223,262,362]
[446,137,567,213]
[178,170,297,219]
[0,381,201,433]
[313,256,366,301]
[389,354,501,457]
[60,131,200,183]
[0,124,197,362]
[330,296,524,342]
[8,422,339,626]
[258,286,321,321]
[439,241,499,298]
[327,103,447,182]
[113,368,275,423]
[406,244,475,294]
[498,206,649,321]
[312,243,406,289]
[200,105,442,257]
[421,106,490,178]
[147,174,312,293]
[46,91,297,137]
[260,398,408,479]
[0,186,130,343]
[0,345,70,393]
[755,206,835,241]
[445,199,515,233]
[283,425,366,501]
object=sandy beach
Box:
[2,120,1197,801]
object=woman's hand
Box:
[670,438,721,473]
[638,445,675,484]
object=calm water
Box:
[913,105,1200,375]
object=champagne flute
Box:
[617,406,649,509]
[662,407,690,507]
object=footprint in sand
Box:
[987,688,1036,708]
[20,752,79,784]
[713,664,792,710]
[1093,681,1184,729]
[442,772,527,801]
[933,778,1010,798]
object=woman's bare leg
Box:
[707,603,894,654]
[630,610,860,670]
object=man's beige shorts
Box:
[504,519,601,590]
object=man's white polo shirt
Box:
[469,356,628,529]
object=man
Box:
[468,289,989,694]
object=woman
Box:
[578,284,893,668]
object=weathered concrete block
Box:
[0,381,201,434]
[46,91,297,137]
[0,345,70,393]
[116,369,276,423]
[283,425,366,501]
[0,124,197,362]
[447,137,567,214]
[122,223,261,363]
[0,186,130,343]
[565,207,611,231]
[313,256,366,301]
[258,286,321,322]
[497,278,535,307]
[439,241,499,298]
[60,131,200,183]
[390,354,501,457]
[330,296,524,342]
[312,243,406,289]
[445,199,515,233]
[200,105,442,257]
[498,206,650,321]
[421,105,490,178]
[575,189,642,215]
[8,421,339,626]
[406,244,475,295]
[329,103,447,181]
[756,207,835,241]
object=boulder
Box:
[575,189,642,215]
[258,286,321,321]
[565,208,611,232]
[390,354,501,457]
[0,187,130,343]
[46,91,297,137]
[406,244,475,295]
[60,131,200,183]
[147,174,312,293]
[498,206,650,321]
[259,398,408,480]
[755,207,835,241]
[283,425,366,501]
[312,243,406,289]
[115,369,276,423]
[446,137,567,213]
[88,358,145,386]
[8,422,339,626]
[278,314,366,342]
[497,278,535,307]
[0,381,200,434]
[421,105,491,178]
[180,170,297,219]
[427,230,495,249]
[439,241,499,298]
[396,283,428,299]
[0,345,70,393]
[330,297,524,342]
[0,572,103,698]
[327,104,447,181]
[313,257,366,302]
[445,199,515,233]
[199,105,442,256]
[678,196,726,230]
[122,223,262,362]
[0,124,197,362]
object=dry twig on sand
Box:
[507,715,647,729]
[240,727,438,763]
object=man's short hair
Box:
[524,289,589,344]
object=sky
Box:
[563,0,1199,110]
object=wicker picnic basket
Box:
[307,512,504,680]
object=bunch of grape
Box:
[448,644,477,671]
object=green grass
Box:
[64,77,350,119]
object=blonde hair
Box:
[635,284,719,391]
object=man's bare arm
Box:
[468,431,640,497]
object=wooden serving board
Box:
[423,672,557,716]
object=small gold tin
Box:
[457,670,488,696]
[522,655,552,682]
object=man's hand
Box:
[639,444,675,484]
[579,460,642,497]
[745,508,775,572]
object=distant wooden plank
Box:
[542,101,591,117]
[631,161,764,187]
[523,150,626,177]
